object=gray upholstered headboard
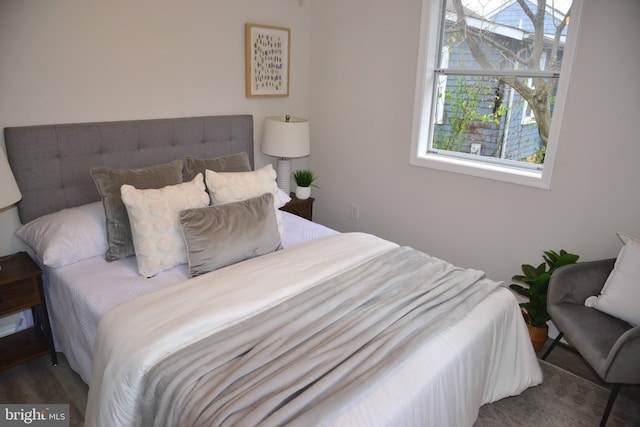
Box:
[5,115,254,224]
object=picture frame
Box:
[245,23,290,98]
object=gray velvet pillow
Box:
[183,152,251,182]
[179,192,281,277]
[91,160,184,261]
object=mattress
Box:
[43,211,338,384]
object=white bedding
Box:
[44,211,541,427]
[84,232,542,427]
[43,211,338,384]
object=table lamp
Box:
[0,148,22,271]
[261,115,310,194]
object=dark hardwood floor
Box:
[0,339,638,426]
[0,354,87,427]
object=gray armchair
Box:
[543,258,640,427]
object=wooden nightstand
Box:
[0,252,57,371]
[280,193,315,221]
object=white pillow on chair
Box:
[585,233,640,326]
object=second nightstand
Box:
[280,193,315,221]
[0,252,57,371]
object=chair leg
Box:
[541,331,564,360]
[599,383,621,427]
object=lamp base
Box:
[275,159,291,194]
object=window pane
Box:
[441,1,571,72]
[431,74,559,166]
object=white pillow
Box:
[15,201,107,268]
[205,164,283,236]
[585,233,640,326]
[277,188,291,207]
[121,173,209,278]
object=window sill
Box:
[409,153,551,189]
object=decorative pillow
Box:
[91,160,183,261]
[277,188,291,208]
[205,164,283,235]
[15,201,107,268]
[183,152,251,181]
[121,174,209,278]
[179,193,281,277]
[585,233,640,326]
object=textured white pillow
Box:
[585,233,640,326]
[205,164,283,235]
[16,201,107,268]
[121,174,209,278]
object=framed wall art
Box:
[245,23,290,98]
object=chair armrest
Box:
[548,258,616,306]
[604,326,640,383]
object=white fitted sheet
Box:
[44,212,338,384]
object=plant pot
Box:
[521,309,549,352]
[295,186,311,200]
[527,322,549,352]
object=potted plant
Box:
[510,249,579,352]
[293,169,317,200]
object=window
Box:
[410,0,583,189]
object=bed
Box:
[5,114,542,427]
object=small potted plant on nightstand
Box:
[510,249,579,352]
[293,169,317,200]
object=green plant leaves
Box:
[509,249,579,327]
[293,169,317,187]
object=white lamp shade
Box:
[0,149,21,209]
[261,116,310,159]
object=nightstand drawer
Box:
[0,278,40,316]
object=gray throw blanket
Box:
[139,246,500,427]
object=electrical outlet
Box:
[349,204,360,220]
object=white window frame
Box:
[409,0,583,189]
[435,46,449,125]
